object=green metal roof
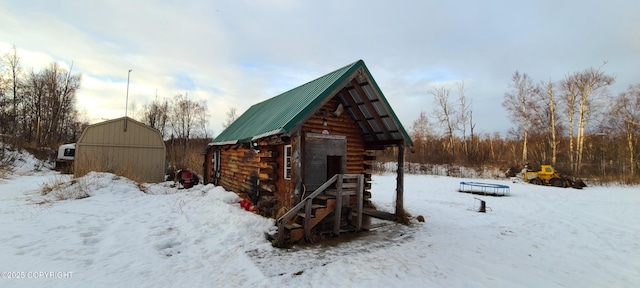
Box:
[210,60,413,147]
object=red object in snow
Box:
[178,170,199,189]
[239,199,258,213]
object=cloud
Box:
[1,0,639,138]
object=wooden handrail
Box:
[275,173,364,246]
[277,174,338,226]
[277,174,339,245]
[333,174,343,235]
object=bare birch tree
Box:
[141,96,170,138]
[546,81,558,166]
[560,75,578,172]
[2,45,22,142]
[610,84,640,175]
[563,66,614,174]
[21,69,44,143]
[502,71,536,165]
[169,93,208,148]
[411,110,433,163]
[222,107,238,129]
[456,81,472,160]
[431,86,458,162]
[531,80,560,166]
[42,62,81,146]
[18,62,82,146]
[0,57,6,136]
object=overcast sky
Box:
[1,0,639,138]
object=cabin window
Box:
[284,144,292,180]
[213,149,221,176]
[212,151,217,171]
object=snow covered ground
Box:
[1,151,639,287]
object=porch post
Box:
[395,143,405,218]
[293,132,304,204]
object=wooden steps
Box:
[284,223,302,229]
[275,174,365,247]
[287,197,336,242]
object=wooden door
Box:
[304,133,347,190]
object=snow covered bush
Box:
[1,143,49,175]
[0,143,16,175]
[40,175,90,200]
[54,180,90,200]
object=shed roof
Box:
[78,117,165,146]
[210,60,412,148]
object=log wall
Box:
[217,145,278,199]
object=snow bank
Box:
[0,144,50,175]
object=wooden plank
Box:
[341,87,378,141]
[341,174,361,179]
[296,212,314,218]
[362,208,396,221]
[304,198,312,240]
[293,132,303,204]
[396,143,405,217]
[277,222,285,246]
[357,174,364,231]
[258,173,277,181]
[325,189,357,196]
[350,79,393,141]
[333,174,343,235]
[315,195,335,201]
[311,204,326,209]
[285,223,302,229]
[341,183,358,189]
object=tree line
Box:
[135,93,210,171]
[0,46,84,148]
[400,65,639,182]
[0,45,211,169]
[3,45,638,182]
[136,93,210,142]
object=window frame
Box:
[64,148,75,157]
[284,144,292,180]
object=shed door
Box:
[304,133,347,190]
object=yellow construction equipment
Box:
[523,165,585,189]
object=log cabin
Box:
[203,60,413,246]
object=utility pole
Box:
[124,69,132,131]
